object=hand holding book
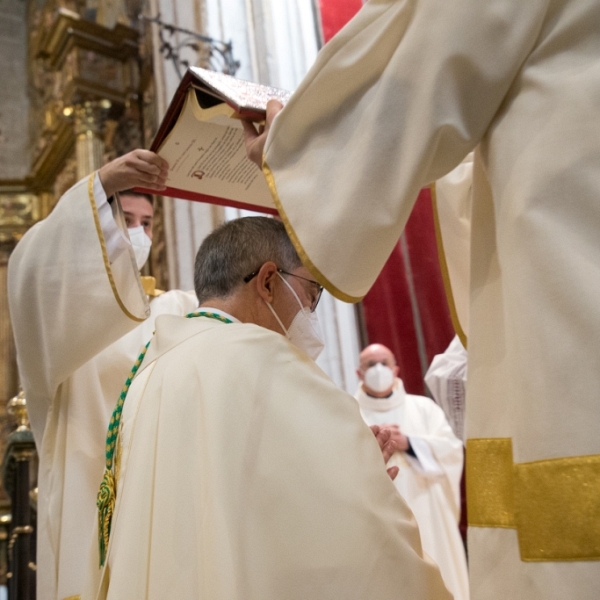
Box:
[241,100,284,168]
[138,68,291,214]
[100,150,169,198]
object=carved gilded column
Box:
[0,192,41,503]
[73,101,108,182]
[0,246,17,414]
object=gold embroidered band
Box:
[467,438,600,561]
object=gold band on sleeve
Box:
[467,438,600,561]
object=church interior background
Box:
[0,0,456,593]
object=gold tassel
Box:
[97,468,116,566]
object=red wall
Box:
[317,0,364,43]
[362,189,454,395]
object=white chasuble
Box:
[356,381,468,600]
[8,174,198,600]
[85,315,451,600]
[263,0,600,597]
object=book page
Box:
[157,89,275,211]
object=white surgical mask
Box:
[265,273,325,360]
[128,226,152,270]
[364,363,395,393]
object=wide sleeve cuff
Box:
[94,173,130,263]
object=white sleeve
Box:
[265,0,549,301]
[8,173,149,442]
[94,173,130,263]
[407,437,445,476]
[407,399,465,515]
[425,336,468,441]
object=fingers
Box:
[242,118,259,143]
[386,466,399,481]
[98,149,171,197]
[130,150,169,176]
[381,423,400,431]
[382,439,397,464]
[265,99,284,126]
[243,99,284,167]
[375,428,391,451]
[122,151,169,190]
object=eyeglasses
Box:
[243,268,324,312]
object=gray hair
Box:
[194,216,302,304]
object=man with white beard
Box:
[8,150,198,600]
[355,343,469,600]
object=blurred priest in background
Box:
[355,343,468,600]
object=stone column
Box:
[74,101,108,182]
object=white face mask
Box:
[364,363,395,393]
[265,273,325,360]
[128,226,152,270]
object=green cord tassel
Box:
[97,468,116,566]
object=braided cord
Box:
[185,310,234,324]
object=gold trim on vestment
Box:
[62,595,81,600]
[466,438,515,528]
[467,438,600,561]
[430,183,467,348]
[262,159,363,303]
[87,174,146,322]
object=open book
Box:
[138,67,291,214]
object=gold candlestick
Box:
[7,389,30,432]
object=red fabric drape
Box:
[362,189,454,395]
[317,0,364,43]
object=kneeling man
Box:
[85,217,451,600]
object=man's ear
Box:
[356,368,365,382]
[255,261,279,303]
[393,365,400,378]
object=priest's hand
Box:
[370,425,399,481]
[380,424,410,452]
[242,100,284,167]
[98,150,169,198]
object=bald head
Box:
[359,344,396,370]
[357,344,399,397]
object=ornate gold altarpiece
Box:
[0,3,162,582]
[0,0,159,420]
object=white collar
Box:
[356,378,407,412]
